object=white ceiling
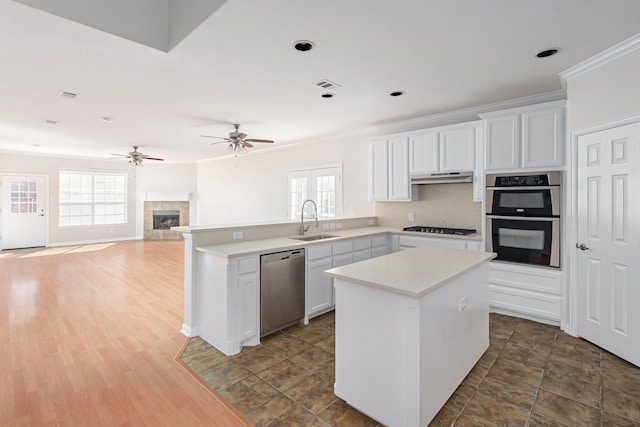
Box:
[1,0,640,163]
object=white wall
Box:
[196,136,374,225]
[0,152,197,245]
[566,45,640,132]
[134,162,197,238]
[0,152,137,245]
[562,38,640,332]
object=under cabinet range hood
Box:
[410,171,473,185]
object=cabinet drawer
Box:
[371,245,389,258]
[237,256,258,275]
[353,238,371,251]
[333,240,354,255]
[307,244,332,261]
[353,249,372,263]
[489,263,562,295]
[371,235,388,247]
[490,284,561,322]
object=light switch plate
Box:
[408,213,415,222]
[232,231,243,239]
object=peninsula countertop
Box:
[195,226,482,258]
[325,246,496,298]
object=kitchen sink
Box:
[290,234,339,241]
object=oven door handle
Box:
[486,215,560,221]
[486,185,560,191]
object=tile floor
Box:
[180,312,640,426]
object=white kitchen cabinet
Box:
[306,244,334,319]
[489,262,562,325]
[196,253,260,355]
[369,137,413,201]
[352,237,372,262]
[409,122,478,174]
[395,235,482,252]
[482,101,565,171]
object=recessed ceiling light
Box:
[321,93,334,98]
[32,144,41,147]
[390,91,405,97]
[44,119,58,124]
[293,40,315,52]
[100,116,113,123]
[536,48,559,58]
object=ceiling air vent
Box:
[315,79,341,90]
[57,90,79,99]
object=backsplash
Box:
[375,183,482,231]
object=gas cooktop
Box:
[402,226,477,236]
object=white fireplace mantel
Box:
[144,192,192,202]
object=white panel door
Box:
[368,139,389,201]
[388,136,410,200]
[409,131,439,174]
[577,122,640,366]
[439,126,476,172]
[1,175,47,249]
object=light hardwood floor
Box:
[0,240,251,426]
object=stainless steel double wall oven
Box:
[486,171,562,268]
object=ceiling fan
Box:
[110,146,164,166]
[200,123,274,152]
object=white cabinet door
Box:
[369,139,389,201]
[388,137,411,200]
[522,107,563,168]
[238,273,259,342]
[484,114,520,171]
[440,126,476,172]
[306,257,334,318]
[409,131,439,174]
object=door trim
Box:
[566,114,640,336]
[0,173,49,250]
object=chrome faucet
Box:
[300,199,319,236]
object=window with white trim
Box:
[59,171,127,226]
[287,166,342,220]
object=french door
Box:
[576,122,640,366]
[1,175,47,249]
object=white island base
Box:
[329,248,493,427]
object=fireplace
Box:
[153,210,180,230]
[144,200,189,240]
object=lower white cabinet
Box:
[197,253,260,356]
[306,244,334,319]
[489,262,562,325]
[396,235,481,252]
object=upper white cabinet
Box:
[369,136,412,201]
[481,101,565,171]
[409,122,478,174]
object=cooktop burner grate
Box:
[402,226,477,235]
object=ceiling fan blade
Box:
[143,157,164,161]
[110,153,131,158]
[200,134,228,139]
[244,139,274,143]
[243,142,254,148]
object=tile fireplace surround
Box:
[143,201,189,240]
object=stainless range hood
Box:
[410,171,473,185]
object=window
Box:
[10,180,38,213]
[287,166,342,220]
[59,171,127,226]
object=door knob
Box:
[576,243,589,251]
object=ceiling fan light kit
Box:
[110,145,165,166]
[200,123,274,154]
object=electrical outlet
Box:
[459,297,467,312]
[232,231,243,239]
[322,224,330,230]
[368,219,374,225]
[408,213,415,222]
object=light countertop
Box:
[196,226,482,258]
[325,246,496,298]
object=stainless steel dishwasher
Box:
[260,248,305,336]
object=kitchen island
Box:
[325,246,496,427]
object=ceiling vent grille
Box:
[57,90,78,99]
[315,79,341,90]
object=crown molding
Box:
[559,32,640,87]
